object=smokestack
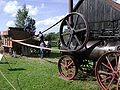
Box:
[68,0,73,26]
[68,0,73,13]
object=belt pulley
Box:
[59,12,89,51]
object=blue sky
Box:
[0,0,78,34]
[0,0,120,34]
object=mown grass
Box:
[0,52,100,90]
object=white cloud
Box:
[116,0,120,3]
[41,3,45,8]
[26,5,39,16]
[3,1,21,17]
[36,15,64,33]
[113,0,120,3]
[3,1,40,17]
[6,21,15,27]
[36,15,64,26]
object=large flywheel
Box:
[58,55,78,80]
[95,51,120,90]
[60,12,89,51]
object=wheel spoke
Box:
[101,76,112,82]
[101,62,113,71]
[115,54,119,71]
[73,43,78,50]
[105,56,114,72]
[67,61,74,67]
[65,58,67,67]
[118,56,120,72]
[60,63,65,68]
[116,78,119,90]
[98,70,113,75]
[75,28,87,33]
[65,20,72,30]
[114,54,118,66]
[67,35,73,49]
[74,35,82,46]
[61,32,70,36]
[107,76,114,89]
[73,15,79,29]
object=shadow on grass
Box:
[8,68,26,71]
[0,61,9,64]
[48,52,61,58]
[45,59,57,65]
[73,70,96,81]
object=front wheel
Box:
[58,55,78,80]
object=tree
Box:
[15,5,28,28]
[15,5,36,35]
[45,32,59,41]
[24,16,36,35]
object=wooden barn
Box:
[1,27,39,56]
[73,0,120,39]
[62,0,120,37]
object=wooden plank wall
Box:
[75,0,120,31]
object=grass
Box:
[0,51,100,90]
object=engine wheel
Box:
[95,51,120,90]
[60,12,89,51]
[58,55,78,80]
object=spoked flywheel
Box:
[60,12,89,51]
[58,55,78,80]
[95,51,120,90]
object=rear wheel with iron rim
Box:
[95,51,120,90]
[58,55,78,80]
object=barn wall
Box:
[76,0,120,22]
[75,0,120,31]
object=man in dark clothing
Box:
[38,31,44,41]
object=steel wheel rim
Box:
[95,51,120,90]
[58,55,78,80]
[60,12,89,51]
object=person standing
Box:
[39,40,46,59]
[38,31,44,41]
[46,40,51,57]
[37,31,46,58]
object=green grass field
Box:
[0,52,100,90]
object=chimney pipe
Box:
[68,0,73,13]
[68,0,73,26]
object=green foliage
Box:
[45,32,59,41]
[24,16,36,35]
[15,5,28,28]
[15,5,36,35]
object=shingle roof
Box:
[107,0,120,11]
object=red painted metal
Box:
[58,55,78,80]
[95,51,120,90]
